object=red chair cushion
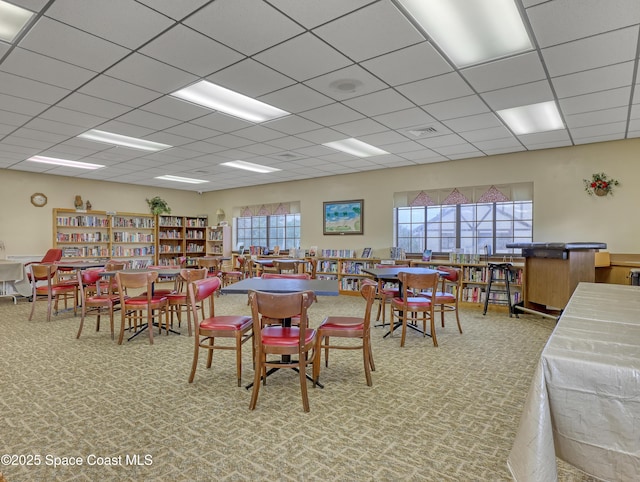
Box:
[424,291,456,303]
[319,317,364,331]
[36,285,75,295]
[165,293,187,301]
[200,315,251,331]
[86,294,121,305]
[261,326,316,346]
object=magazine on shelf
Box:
[361,247,372,258]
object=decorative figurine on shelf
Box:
[74,195,83,210]
[85,200,92,210]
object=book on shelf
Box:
[361,247,372,258]
[422,249,432,261]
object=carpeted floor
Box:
[0,292,595,481]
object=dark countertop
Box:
[506,242,607,250]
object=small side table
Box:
[483,263,518,317]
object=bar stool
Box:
[483,263,518,317]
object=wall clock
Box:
[31,192,48,207]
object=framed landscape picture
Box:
[323,199,364,235]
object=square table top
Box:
[361,267,443,280]
[220,277,338,296]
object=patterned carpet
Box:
[0,292,595,481]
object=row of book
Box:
[112,232,154,243]
[462,266,523,284]
[56,216,110,227]
[320,249,358,258]
[185,244,205,253]
[112,217,155,229]
[185,230,205,239]
[62,246,110,257]
[57,232,109,243]
[111,246,155,257]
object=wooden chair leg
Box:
[249,350,263,410]
[188,336,200,383]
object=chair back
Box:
[30,263,57,282]
[360,282,377,330]
[177,267,207,292]
[198,257,222,275]
[397,271,439,299]
[436,266,462,298]
[261,273,311,280]
[273,260,301,274]
[249,290,315,346]
[188,276,221,323]
[105,260,127,271]
[116,271,159,303]
[41,249,63,263]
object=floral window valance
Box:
[236,201,300,217]
[395,182,532,207]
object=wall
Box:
[0,171,207,256]
[1,138,638,258]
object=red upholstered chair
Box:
[25,249,63,281]
[390,271,439,347]
[273,259,302,274]
[421,266,463,334]
[142,265,178,296]
[187,276,252,387]
[76,269,123,340]
[28,264,77,322]
[314,280,377,386]
[115,271,169,345]
[248,290,318,412]
[165,268,207,336]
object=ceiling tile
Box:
[184,0,304,56]
[361,42,452,86]
[396,72,473,105]
[104,53,198,93]
[136,0,210,21]
[564,107,629,129]
[481,80,554,110]
[559,87,632,115]
[79,75,162,107]
[299,103,364,126]
[526,0,640,48]
[0,71,69,104]
[304,64,388,101]
[443,113,502,133]
[45,0,174,50]
[424,95,490,121]
[206,59,295,98]
[313,1,424,61]
[343,89,414,116]
[140,25,244,77]
[462,52,546,92]
[259,84,334,114]
[552,62,635,99]
[21,17,130,71]
[542,27,638,77]
[254,33,352,82]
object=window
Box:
[236,213,300,250]
[395,201,532,255]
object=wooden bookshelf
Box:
[156,214,208,266]
[52,208,155,268]
[206,225,231,257]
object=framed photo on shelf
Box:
[422,249,432,261]
[361,247,372,258]
[323,199,364,235]
[309,246,318,257]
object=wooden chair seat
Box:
[390,271,439,347]
[77,269,123,340]
[29,264,77,322]
[200,315,252,331]
[262,326,316,346]
[421,266,463,334]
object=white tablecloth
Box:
[508,282,640,481]
[0,260,31,297]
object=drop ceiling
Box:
[1,0,639,192]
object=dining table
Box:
[0,259,31,302]
[221,276,338,389]
[507,282,640,481]
[360,266,445,337]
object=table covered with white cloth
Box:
[0,260,31,301]
[508,282,640,481]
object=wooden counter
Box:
[506,242,606,312]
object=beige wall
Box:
[2,138,639,257]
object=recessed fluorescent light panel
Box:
[221,161,281,174]
[497,101,564,135]
[155,175,208,184]
[0,0,34,43]
[77,129,172,152]
[171,80,290,123]
[397,0,532,67]
[323,138,389,157]
[27,155,104,170]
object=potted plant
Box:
[146,196,171,215]
[583,172,620,196]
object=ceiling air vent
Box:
[407,126,439,138]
